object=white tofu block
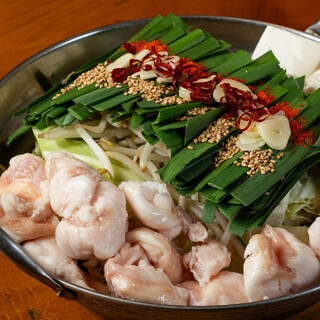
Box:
[304,68,320,94]
[252,26,320,77]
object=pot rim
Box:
[55,274,320,311]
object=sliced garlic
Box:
[163,55,180,64]
[195,74,217,83]
[236,133,265,151]
[179,86,192,100]
[242,122,260,138]
[157,76,173,83]
[213,79,252,103]
[106,53,134,72]
[134,49,150,61]
[256,113,291,150]
[158,51,169,56]
[135,69,157,80]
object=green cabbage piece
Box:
[267,167,320,227]
[33,128,144,185]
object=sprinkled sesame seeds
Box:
[195,117,236,144]
[52,61,121,99]
[233,149,285,177]
[176,106,216,121]
[125,76,179,102]
[213,135,240,167]
[188,106,216,116]
[52,63,186,105]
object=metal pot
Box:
[1,16,320,320]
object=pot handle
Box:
[0,228,77,301]
[305,20,320,37]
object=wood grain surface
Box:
[1,0,320,319]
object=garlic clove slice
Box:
[213,79,252,103]
[139,69,157,80]
[195,74,217,83]
[242,122,261,138]
[106,53,135,72]
[236,133,265,151]
[256,114,291,150]
[157,76,173,83]
[134,49,150,61]
[158,51,169,56]
[179,86,192,100]
[162,55,180,64]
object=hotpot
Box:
[1,16,320,320]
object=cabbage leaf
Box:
[267,168,320,226]
[33,128,144,185]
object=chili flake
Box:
[269,102,300,120]
[256,90,275,105]
[122,40,168,54]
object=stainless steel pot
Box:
[1,16,320,320]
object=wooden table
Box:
[0,0,320,318]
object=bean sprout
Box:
[139,143,154,172]
[75,112,107,133]
[105,151,153,181]
[74,124,114,179]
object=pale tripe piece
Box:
[23,235,108,293]
[183,239,231,287]
[244,225,320,302]
[126,227,183,283]
[106,53,135,72]
[157,76,173,83]
[0,153,58,243]
[256,113,291,150]
[236,132,265,151]
[119,181,182,239]
[213,79,252,103]
[156,55,180,83]
[308,217,320,257]
[181,272,248,306]
[45,152,128,260]
[304,68,320,94]
[105,243,189,305]
[252,26,320,77]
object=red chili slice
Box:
[190,91,212,104]
[142,64,153,71]
[123,43,137,54]
[179,81,194,91]
[196,82,214,93]
[129,59,142,74]
[237,112,252,132]
[254,109,270,122]
[111,68,129,83]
